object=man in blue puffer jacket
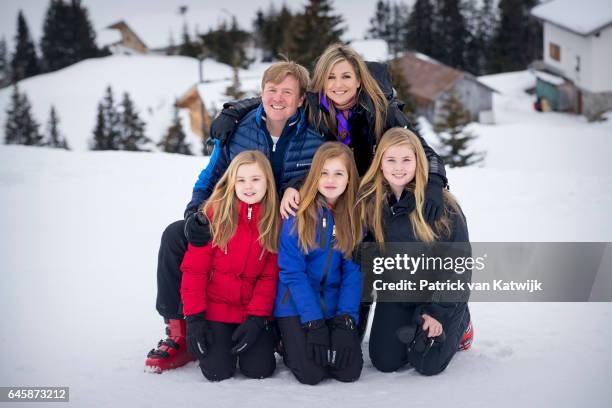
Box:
[146,61,324,373]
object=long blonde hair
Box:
[309,43,388,142]
[356,128,458,244]
[202,150,280,252]
[296,142,362,258]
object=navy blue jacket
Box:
[274,209,362,324]
[185,105,324,215]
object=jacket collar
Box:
[237,200,262,224]
[255,104,304,135]
[386,189,416,215]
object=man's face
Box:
[261,75,304,125]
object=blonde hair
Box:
[310,43,388,142]
[357,128,458,244]
[261,60,310,97]
[202,150,280,252]
[296,142,362,258]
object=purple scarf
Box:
[319,92,352,145]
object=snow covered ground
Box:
[1,68,611,406]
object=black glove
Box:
[304,319,330,367]
[231,315,268,355]
[424,174,445,223]
[329,314,358,370]
[210,97,261,146]
[186,314,212,360]
[396,324,446,356]
[184,211,211,247]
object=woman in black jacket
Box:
[356,127,473,376]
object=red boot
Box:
[458,320,474,351]
[145,319,196,373]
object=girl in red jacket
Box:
[180,150,280,381]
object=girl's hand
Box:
[421,314,443,338]
[280,188,300,219]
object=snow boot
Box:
[145,319,196,373]
[458,320,474,351]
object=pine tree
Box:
[118,92,150,151]
[405,0,435,56]
[44,105,69,149]
[390,59,420,133]
[436,0,468,69]
[4,85,43,146]
[488,0,542,73]
[225,65,246,100]
[285,0,345,69]
[433,88,484,167]
[388,3,409,57]
[92,102,107,150]
[92,86,121,150]
[255,5,294,61]
[0,37,9,87]
[367,1,392,41]
[201,17,251,67]
[11,10,40,82]
[40,0,99,73]
[464,0,496,75]
[158,105,192,155]
[179,22,201,58]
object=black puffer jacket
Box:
[368,190,470,323]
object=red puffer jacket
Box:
[180,201,278,323]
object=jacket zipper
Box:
[247,204,252,223]
[319,214,335,317]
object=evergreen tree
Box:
[225,65,246,100]
[488,0,542,73]
[253,5,294,61]
[433,88,484,167]
[158,105,192,155]
[435,0,468,69]
[285,0,345,69]
[201,17,251,68]
[388,3,410,57]
[0,37,9,87]
[91,86,121,150]
[92,102,107,150]
[40,0,99,73]
[464,0,496,75]
[179,22,201,58]
[4,85,43,146]
[118,92,150,151]
[11,11,40,82]
[367,1,392,41]
[44,105,69,149]
[390,59,419,133]
[405,0,435,56]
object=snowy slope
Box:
[1,70,611,406]
[0,55,270,152]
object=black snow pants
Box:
[199,320,276,381]
[369,302,469,376]
[277,316,363,385]
[155,220,187,320]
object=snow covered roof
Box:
[531,0,612,36]
[534,70,566,86]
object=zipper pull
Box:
[322,217,327,229]
[247,205,252,223]
[332,225,336,239]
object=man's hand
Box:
[280,188,300,219]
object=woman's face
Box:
[324,60,360,107]
[380,145,417,195]
[317,157,349,205]
[235,163,267,204]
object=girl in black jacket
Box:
[356,127,473,376]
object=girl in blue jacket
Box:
[274,142,364,385]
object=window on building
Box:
[549,43,561,61]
